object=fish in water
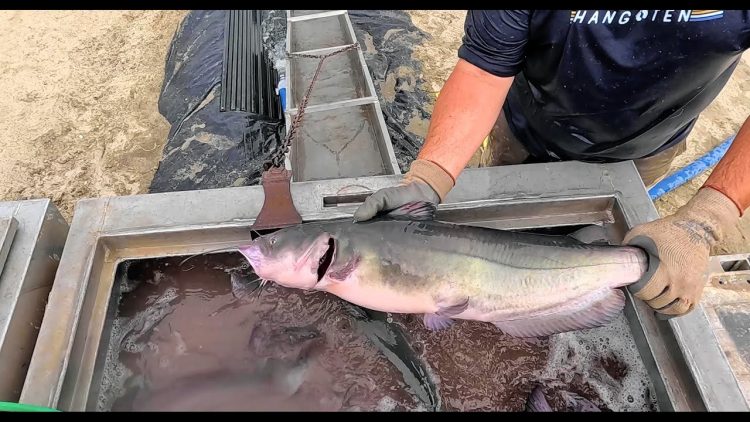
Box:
[248,323,324,361]
[131,360,334,411]
[131,325,339,411]
[239,202,648,338]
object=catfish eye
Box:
[269,237,277,245]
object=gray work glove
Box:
[624,188,740,317]
[353,159,455,222]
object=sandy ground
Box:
[0,9,748,255]
[0,10,187,220]
[408,10,750,255]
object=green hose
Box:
[0,401,60,412]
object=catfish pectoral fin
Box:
[435,297,470,317]
[421,296,470,331]
[423,313,455,331]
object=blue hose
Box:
[648,135,735,201]
[277,75,286,111]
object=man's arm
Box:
[417,59,514,180]
[703,115,750,215]
[353,10,530,221]
[624,115,750,316]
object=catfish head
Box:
[239,224,336,290]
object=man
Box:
[354,10,750,317]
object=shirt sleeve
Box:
[457,10,531,77]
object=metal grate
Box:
[220,10,282,119]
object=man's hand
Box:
[624,188,740,317]
[353,159,454,222]
[353,59,513,223]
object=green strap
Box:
[0,401,60,412]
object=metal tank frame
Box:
[16,160,749,411]
[283,10,401,181]
[0,199,69,401]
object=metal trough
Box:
[284,10,400,182]
[0,199,68,401]
[287,12,355,53]
[288,10,344,19]
[16,161,748,411]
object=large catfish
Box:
[239,202,648,338]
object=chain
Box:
[268,43,360,168]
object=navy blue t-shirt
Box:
[458,10,750,162]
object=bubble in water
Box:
[539,313,659,411]
[174,330,187,355]
[156,287,178,305]
[376,396,398,411]
[118,262,140,294]
[146,270,166,286]
[97,286,179,410]
[122,335,145,354]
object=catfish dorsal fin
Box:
[382,201,436,221]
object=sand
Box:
[0,10,187,220]
[0,9,748,254]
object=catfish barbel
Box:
[239,202,648,337]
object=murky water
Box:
[97,252,658,411]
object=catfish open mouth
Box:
[316,238,335,281]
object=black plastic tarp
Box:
[348,10,433,172]
[149,10,284,193]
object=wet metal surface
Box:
[0,217,18,278]
[288,50,370,109]
[288,15,354,53]
[0,200,68,402]
[292,104,391,181]
[702,254,750,407]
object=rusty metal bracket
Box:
[251,167,302,230]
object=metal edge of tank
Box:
[288,11,347,21]
[0,199,69,402]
